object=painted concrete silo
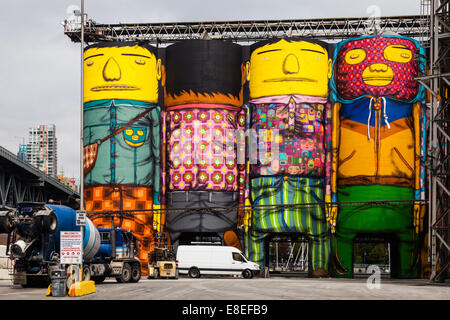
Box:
[82,41,162,275]
[329,35,427,278]
[162,40,246,249]
[244,38,333,277]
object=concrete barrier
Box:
[0,245,11,280]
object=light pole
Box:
[80,0,85,282]
[74,0,86,282]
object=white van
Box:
[176,245,260,279]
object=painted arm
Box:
[327,102,340,233]
[243,104,252,233]
[152,106,162,231]
[413,102,427,234]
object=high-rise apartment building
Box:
[26,124,58,177]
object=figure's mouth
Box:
[362,76,394,86]
[264,77,317,82]
[362,64,394,86]
[91,85,139,91]
[362,76,393,81]
[125,141,144,147]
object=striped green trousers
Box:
[245,176,330,272]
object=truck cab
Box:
[86,228,141,283]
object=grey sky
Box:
[0,0,422,184]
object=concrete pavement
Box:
[0,276,448,300]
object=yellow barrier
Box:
[68,281,96,297]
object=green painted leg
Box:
[330,232,356,278]
[244,231,267,270]
[309,235,330,276]
[334,185,418,278]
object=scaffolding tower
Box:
[417,0,450,283]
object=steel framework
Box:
[0,146,80,209]
[64,15,430,44]
[419,0,450,282]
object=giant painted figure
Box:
[329,35,427,278]
[244,38,332,277]
[163,40,246,249]
[83,42,162,275]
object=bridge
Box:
[0,145,79,210]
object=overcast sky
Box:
[0,0,421,184]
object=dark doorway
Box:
[353,235,391,279]
[266,234,309,276]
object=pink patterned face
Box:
[335,36,419,101]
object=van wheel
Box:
[188,267,200,278]
[242,269,253,279]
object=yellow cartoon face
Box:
[84,45,161,103]
[247,39,332,98]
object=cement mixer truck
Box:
[0,202,142,287]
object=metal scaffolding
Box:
[417,0,450,282]
[64,15,430,44]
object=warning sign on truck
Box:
[60,231,82,265]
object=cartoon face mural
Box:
[164,40,244,107]
[247,38,332,98]
[123,126,147,147]
[84,42,161,103]
[334,36,419,101]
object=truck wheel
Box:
[116,263,132,283]
[188,267,200,279]
[34,213,57,234]
[242,269,253,279]
[130,264,141,283]
[82,265,91,282]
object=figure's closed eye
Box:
[344,49,366,65]
[121,53,151,65]
[84,53,104,67]
[383,45,412,63]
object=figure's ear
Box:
[246,61,251,82]
[156,59,162,81]
[327,58,332,79]
[241,64,247,85]
[161,64,166,87]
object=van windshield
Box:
[232,252,247,262]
